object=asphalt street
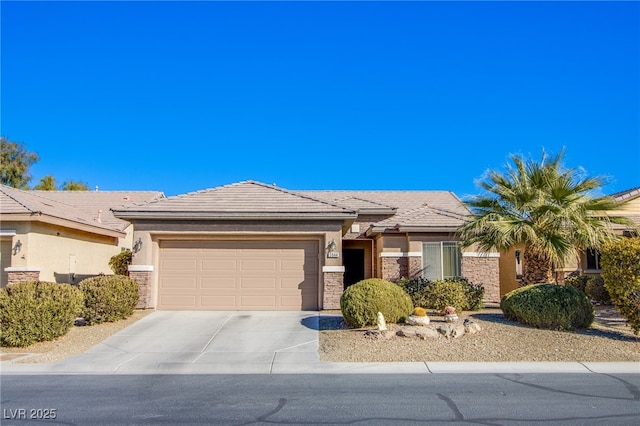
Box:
[2,373,640,425]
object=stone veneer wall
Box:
[322,271,344,310]
[6,270,40,285]
[128,270,153,309]
[381,255,423,281]
[408,257,422,278]
[462,255,500,303]
[381,256,408,281]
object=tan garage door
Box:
[158,240,319,310]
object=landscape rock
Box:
[364,329,395,340]
[464,322,482,335]
[406,315,430,326]
[437,324,467,339]
[396,327,440,340]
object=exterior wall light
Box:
[326,239,339,258]
[132,238,143,253]
[12,240,22,255]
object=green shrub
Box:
[422,279,468,314]
[584,276,610,302]
[0,281,83,347]
[340,278,413,328]
[600,238,640,334]
[460,279,485,311]
[565,275,589,293]
[108,250,132,276]
[79,275,139,325]
[500,284,594,331]
[396,276,431,307]
[396,277,484,313]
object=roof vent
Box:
[123,196,130,201]
[95,186,99,192]
[96,210,102,223]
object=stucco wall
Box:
[3,221,127,283]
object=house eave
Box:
[355,208,397,215]
[0,213,126,238]
[112,211,358,221]
[366,225,460,236]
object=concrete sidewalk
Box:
[1,311,638,375]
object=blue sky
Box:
[2,1,638,199]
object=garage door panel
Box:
[159,295,197,308]
[241,277,277,289]
[159,240,319,310]
[201,277,237,289]
[161,259,198,272]
[161,277,197,289]
[240,295,277,309]
[200,295,237,309]
[201,259,237,270]
[240,259,277,271]
[281,259,307,271]
[285,277,315,290]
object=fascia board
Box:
[112,211,358,221]
[1,213,125,238]
[366,225,459,234]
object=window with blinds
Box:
[422,242,462,280]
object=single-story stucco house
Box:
[498,186,640,296]
[0,185,163,286]
[113,181,500,311]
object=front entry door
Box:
[343,248,365,289]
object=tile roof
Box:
[0,185,163,234]
[612,186,640,202]
[113,181,357,219]
[298,190,471,230]
[31,190,164,231]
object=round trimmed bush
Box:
[565,275,589,293]
[501,284,594,331]
[585,276,610,303]
[0,281,84,347]
[340,278,413,328]
[79,275,139,325]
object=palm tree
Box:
[458,149,633,285]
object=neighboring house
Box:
[112,180,500,311]
[498,186,640,297]
[0,185,163,286]
[581,186,640,276]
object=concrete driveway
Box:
[45,311,324,374]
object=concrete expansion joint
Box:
[199,312,235,353]
[112,353,144,373]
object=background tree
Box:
[0,137,39,189]
[457,149,633,285]
[61,181,89,191]
[33,175,58,190]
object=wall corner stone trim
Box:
[128,266,153,309]
[461,256,500,303]
[322,271,344,310]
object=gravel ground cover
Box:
[319,305,640,362]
